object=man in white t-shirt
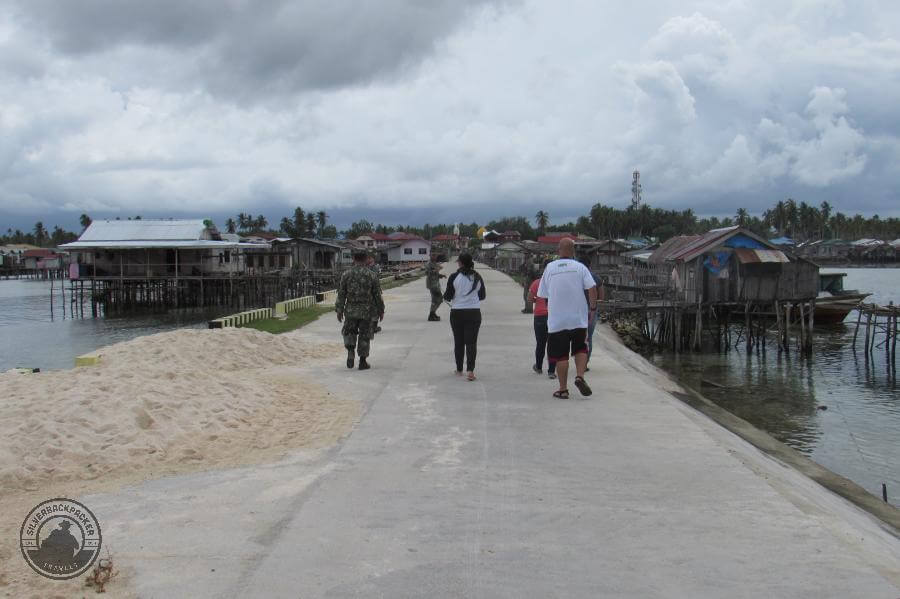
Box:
[536,238,597,398]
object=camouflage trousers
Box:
[342,318,373,357]
[429,287,443,313]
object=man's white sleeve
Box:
[581,264,597,290]
[536,269,549,298]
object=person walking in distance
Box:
[443,253,487,381]
[527,260,556,379]
[537,238,597,398]
[336,250,385,370]
[425,254,446,321]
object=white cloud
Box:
[0,0,898,228]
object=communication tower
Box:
[631,170,642,209]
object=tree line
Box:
[3,199,897,248]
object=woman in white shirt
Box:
[442,253,487,380]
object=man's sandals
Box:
[573,376,592,397]
[553,377,593,400]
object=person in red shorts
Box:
[536,238,597,399]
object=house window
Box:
[404,248,413,255]
[224,250,231,264]
[418,248,427,255]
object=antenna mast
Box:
[631,170,642,209]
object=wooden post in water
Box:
[807,299,815,355]
[784,304,791,352]
[744,302,751,351]
[798,302,806,353]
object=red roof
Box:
[432,234,459,241]
[355,233,391,241]
[23,249,58,258]
[387,232,423,241]
[537,233,576,244]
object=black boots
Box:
[347,349,354,369]
[428,312,441,321]
[358,357,370,370]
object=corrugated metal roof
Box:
[78,219,208,242]
[60,240,248,249]
[734,248,790,264]
[649,234,702,264]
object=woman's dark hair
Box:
[457,253,481,295]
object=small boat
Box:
[815,272,870,324]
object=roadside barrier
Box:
[208,307,273,329]
[207,267,425,329]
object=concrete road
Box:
[88,264,899,598]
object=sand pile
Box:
[0,328,354,494]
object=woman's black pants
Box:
[533,314,555,374]
[450,308,482,372]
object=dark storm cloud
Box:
[11,0,503,100]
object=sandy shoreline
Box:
[0,327,357,597]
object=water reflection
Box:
[650,318,898,506]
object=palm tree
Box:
[279,217,294,237]
[784,198,798,238]
[735,208,749,228]
[237,213,249,232]
[79,213,92,231]
[819,201,832,239]
[305,213,316,236]
[254,215,268,231]
[316,211,328,236]
[225,217,237,233]
[33,222,46,247]
[534,210,550,235]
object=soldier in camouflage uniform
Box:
[425,254,446,321]
[336,250,385,370]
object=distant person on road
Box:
[425,254,446,321]
[579,256,603,370]
[537,238,597,398]
[336,250,385,370]
[527,260,556,379]
[443,253,487,381]
[521,259,538,313]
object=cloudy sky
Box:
[1,0,899,232]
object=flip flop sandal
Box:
[467,373,477,381]
[573,376,592,397]
[552,389,569,399]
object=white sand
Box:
[0,327,356,597]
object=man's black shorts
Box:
[547,328,588,363]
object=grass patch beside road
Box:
[239,272,423,335]
[241,305,334,335]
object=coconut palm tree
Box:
[33,222,46,247]
[254,215,268,231]
[305,213,316,236]
[79,213,92,231]
[735,208,749,228]
[225,217,237,233]
[819,201,832,239]
[534,210,550,235]
[292,207,305,237]
[316,211,328,236]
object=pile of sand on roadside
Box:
[0,328,354,494]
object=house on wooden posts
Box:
[649,226,819,305]
[270,238,343,271]
[579,239,630,269]
[60,219,252,277]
